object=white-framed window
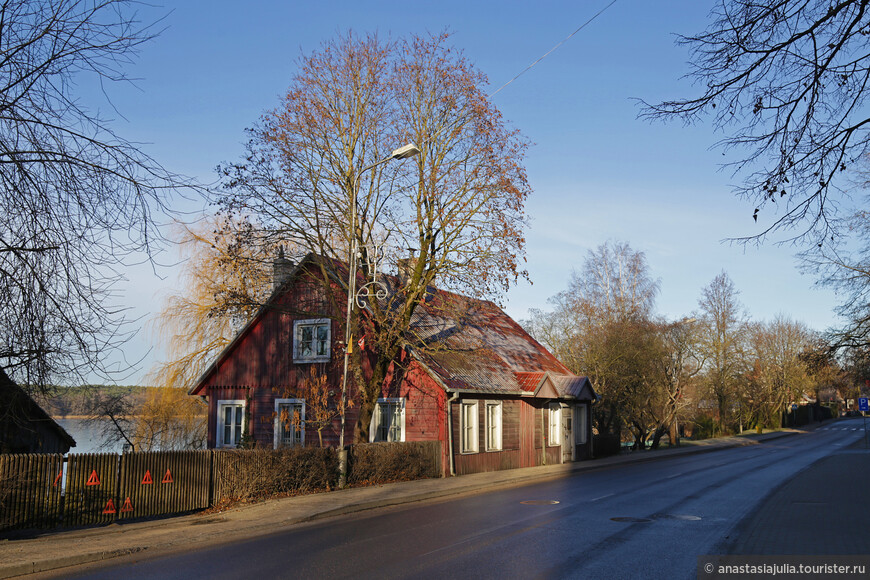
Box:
[370,398,405,442]
[548,403,561,446]
[574,404,587,445]
[274,398,305,448]
[460,400,479,453]
[293,318,331,363]
[485,401,502,451]
[217,400,245,448]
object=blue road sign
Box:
[859,397,869,412]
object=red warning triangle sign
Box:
[161,469,173,484]
[85,470,101,486]
[102,498,116,514]
[141,470,153,485]
[120,497,133,513]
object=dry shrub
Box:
[213,447,338,502]
[348,441,440,485]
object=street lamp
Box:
[338,143,420,487]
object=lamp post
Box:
[338,143,419,488]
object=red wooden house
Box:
[189,254,596,476]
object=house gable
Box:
[190,258,341,396]
[533,376,560,399]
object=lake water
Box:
[55,418,124,454]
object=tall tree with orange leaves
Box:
[221,31,531,443]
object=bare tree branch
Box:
[642,0,870,244]
[0,0,196,392]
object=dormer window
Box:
[293,318,331,363]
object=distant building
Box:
[0,368,75,454]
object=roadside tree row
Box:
[526,241,861,449]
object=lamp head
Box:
[390,143,420,160]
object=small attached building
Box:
[189,254,595,476]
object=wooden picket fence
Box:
[117,451,211,523]
[0,454,64,530]
[1,450,213,531]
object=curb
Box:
[2,547,146,578]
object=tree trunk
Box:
[668,419,679,446]
[354,353,391,444]
[651,426,668,449]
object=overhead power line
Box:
[490,0,621,98]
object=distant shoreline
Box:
[53,414,142,420]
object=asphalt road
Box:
[52,420,867,580]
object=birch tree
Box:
[526,241,661,441]
[697,272,748,433]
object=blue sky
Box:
[96,1,847,383]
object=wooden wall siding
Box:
[545,446,561,466]
[450,398,542,476]
[201,278,344,391]
[0,454,64,530]
[217,354,450,451]
[199,276,355,450]
[117,451,211,520]
[64,453,119,528]
[393,363,447,443]
[455,449,521,475]
[250,386,277,448]
[502,400,521,450]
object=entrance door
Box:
[573,404,588,459]
[519,402,535,467]
[561,403,573,463]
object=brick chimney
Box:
[273,246,294,292]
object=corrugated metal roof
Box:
[403,284,593,399]
[515,372,545,392]
[549,375,595,399]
